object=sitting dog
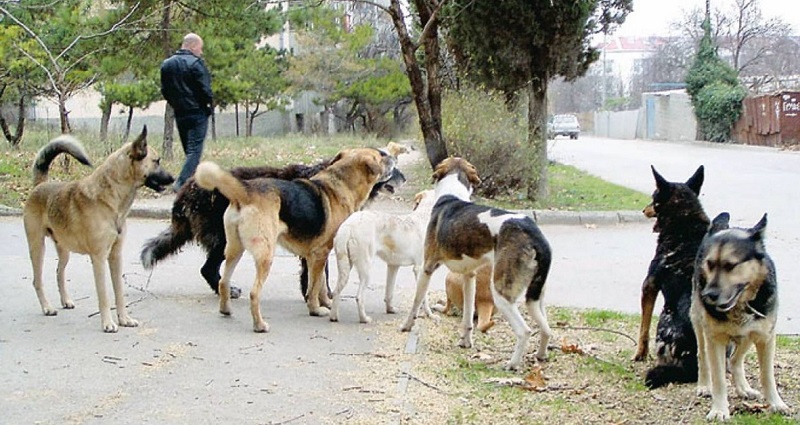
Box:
[330,189,435,324]
[633,165,708,389]
[691,212,790,421]
[24,127,174,332]
[433,264,496,333]
[193,148,396,332]
[400,158,553,371]
[140,158,405,300]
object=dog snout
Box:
[145,170,175,192]
[643,203,656,218]
[700,285,721,304]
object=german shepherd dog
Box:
[691,212,790,421]
[193,148,396,332]
[24,127,174,332]
[400,158,553,371]
[633,165,707,388]
[140,159,405,300]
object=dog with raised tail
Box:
[400,157,553,371]
[193,148,396,332]
[24,127,174,332]
[330,189,435,324]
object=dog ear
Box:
[431,158,450,183]
[651,165,669,192]
[685,165,704,195]
[749,213,768,242]
[130,126,148,160]
[709,212,730,235]
[465,161,481,188]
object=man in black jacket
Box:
[160,33,213,192]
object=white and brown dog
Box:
[194,148,396,332]
[400,157,554,370]
[330,190,435,323]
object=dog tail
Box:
[32,135,93,186]
[140,215,193,270]
[194,161,250,206]
[645,363,698,389]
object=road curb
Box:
[0,203,650,225]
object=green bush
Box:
[694,81,746,143]
[441,88,537,198]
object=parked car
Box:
[547,114,580,139]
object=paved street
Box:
[550,135,800,335]
[2,135,799,423]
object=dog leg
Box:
[219,239,244,317]
[385,265,399,314]
[306,253,331,317]
[527,298,552,362]
[55,246,75,309]
[730,339,760,399]
[355,256,372,323]
[202,245,241,300]
[459,274,477,350]
[706,337,731,421]
[28,230,56,316]
[476,302,495,333]
[412,266,434,318]
[692,312,712,397]
[400,270,436,332]
[634,276,658,361]
[109,238,138,328]
[492,290,531,371]
[90,254,117,333]
[755,335,790,415]
[330,251,352,323]
[249,255,273,333]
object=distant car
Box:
[547,114,580,139]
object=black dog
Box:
[633,165,709,388]
[140,159,404,299]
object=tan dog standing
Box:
[194,148,396,332]
[434,264,496,333]
[24,127,174,332]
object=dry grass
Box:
[344,299,800,425]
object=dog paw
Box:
[102,322,119,333]
[400,320,414,332]
[705,407,730,421]
[360,315,373,324]
[735,387,761,400]
[696,386,712,398]
[62,300,75,309]
[219,301,232,316]
[632,350,647,362]
[42,307,58,316]
[385,305,397,314]
[769,400,790,415]
[253,321,270,333]
[504,361,522,372]
[458,336,473,349]
[309,306,330,317]
[329,314,339,322]
[118,316,139,327]
[229,286,242,300]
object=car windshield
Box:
[554,116,577,123]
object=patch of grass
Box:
[582,309,628,328]
[728,413,799,425]
[489,161,649,212]
[776,335,800,350]
[1,128,647,213]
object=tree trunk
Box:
[526,78,549,201]
[161,0,175,160]
[123,106,134,143]
[389,0,447,170]
[0,91,25,147]
[58,92,70,134]
[163,105,175,160]
[235,103,240,137]
[99,100,112,151]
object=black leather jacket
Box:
[160,49,213,116]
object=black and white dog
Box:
[400,157,553,370]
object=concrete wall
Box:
[591,89,698,142]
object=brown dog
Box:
[23,127,174,332]
[434,264,496,332]
[193,148,396,332]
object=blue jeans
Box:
[174,112,209,190]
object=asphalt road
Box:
[2,135,799,423]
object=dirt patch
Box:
[345,300,800,424]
